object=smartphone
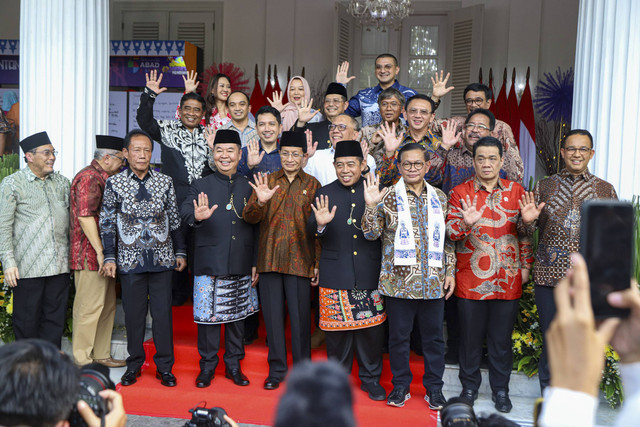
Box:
[579,200,635,318]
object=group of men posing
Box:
[0,53,617,414]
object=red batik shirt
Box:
[69,160,109,271]
[446,177,533,300]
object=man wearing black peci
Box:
[181,129,259,388]
[308,140,387,401]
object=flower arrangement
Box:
[0,154,19,342]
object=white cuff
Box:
[538,387,597,427]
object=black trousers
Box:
[120,271,174,372]
[197,320,245,371]
[259,272,311,380]
[386,296,445,392]
[325,323,384,385]
[458,298,519,393]
[444,294,460,355]
[535,285,556,392]
[12,273,70,348]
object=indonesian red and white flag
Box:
[495,68,509,123]
[519,67,537,189]
[506,69,520,149]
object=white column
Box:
[20,0,109,180]
[572,0,640,200]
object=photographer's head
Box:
[0,339,79,427]
[274,360,354,427]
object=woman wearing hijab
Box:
[268,76,323,131]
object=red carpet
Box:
[117,306,438,426]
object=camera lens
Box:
[440,398,479,427]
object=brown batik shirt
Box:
[243,168,321,278]
[530,168,617,287]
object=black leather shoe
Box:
[196,369,214,388]
[225,368,250,386]
[156,370,177,387]
[459,389,478,405]
[492,390,512,413]
[360,381,386,401]
[264,377,280,390]
[120,369,141,386]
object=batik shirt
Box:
[100,168,185,274]
[70,160,109,271]
[362,184,455,300]
[377,131,442,186]
[345,80,417,128]
[430,140,523,196]
[447,178,533,300]
[0,167,70,278]
[531,168,617,287]
[137,87,211,184]
[243,169,321,278]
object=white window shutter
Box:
[121,11,169,40]
[333,3,355,80]
[446,5,484,116]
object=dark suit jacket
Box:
[308,178,381,290]
[293,119,332,150]
[181,171,257,276]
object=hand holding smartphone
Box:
[579,200,636,318]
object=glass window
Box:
[407,25,439,92]
[410,25,438,56]
[408,59,438,91]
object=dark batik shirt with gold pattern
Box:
[531,168,617,287]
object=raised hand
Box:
[311,195,337,229]
[518,191,546,224]
[377,121,404,157]
[246,140,265,169]
[360,139,370,161]
[305,129,319,159]
[335,61,356,85]
[460,195,486,228]
[296,97,320,125]
[363,172,388,208]
[441,121,461,150]
[193,192,218,221]
[267,90,285,112]
[249,172,280,206]
[182,70,199,93]
[430,70,454,102]
[145,70,168,95]
[204,127,216,151]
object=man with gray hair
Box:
[360,87,407,167]
[69,135,126,367]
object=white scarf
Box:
[393,178,445,268]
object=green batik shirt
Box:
[0,166,71,278]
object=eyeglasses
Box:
[380,101,402,109]
[407,108,432,116]
[328,124,349,132]
[280,151,303,159]
[464,97,486,106]
[400,161,425,171]
[32,149,58,157]
[464,123,490,132]
[563,146,592,154]
[324,97,344,105]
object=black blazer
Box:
[181,171,257,276]
[308,178,381,290]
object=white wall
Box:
[1,0,579,95]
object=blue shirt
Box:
[238,141,282,178]
[345,80,417,128]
